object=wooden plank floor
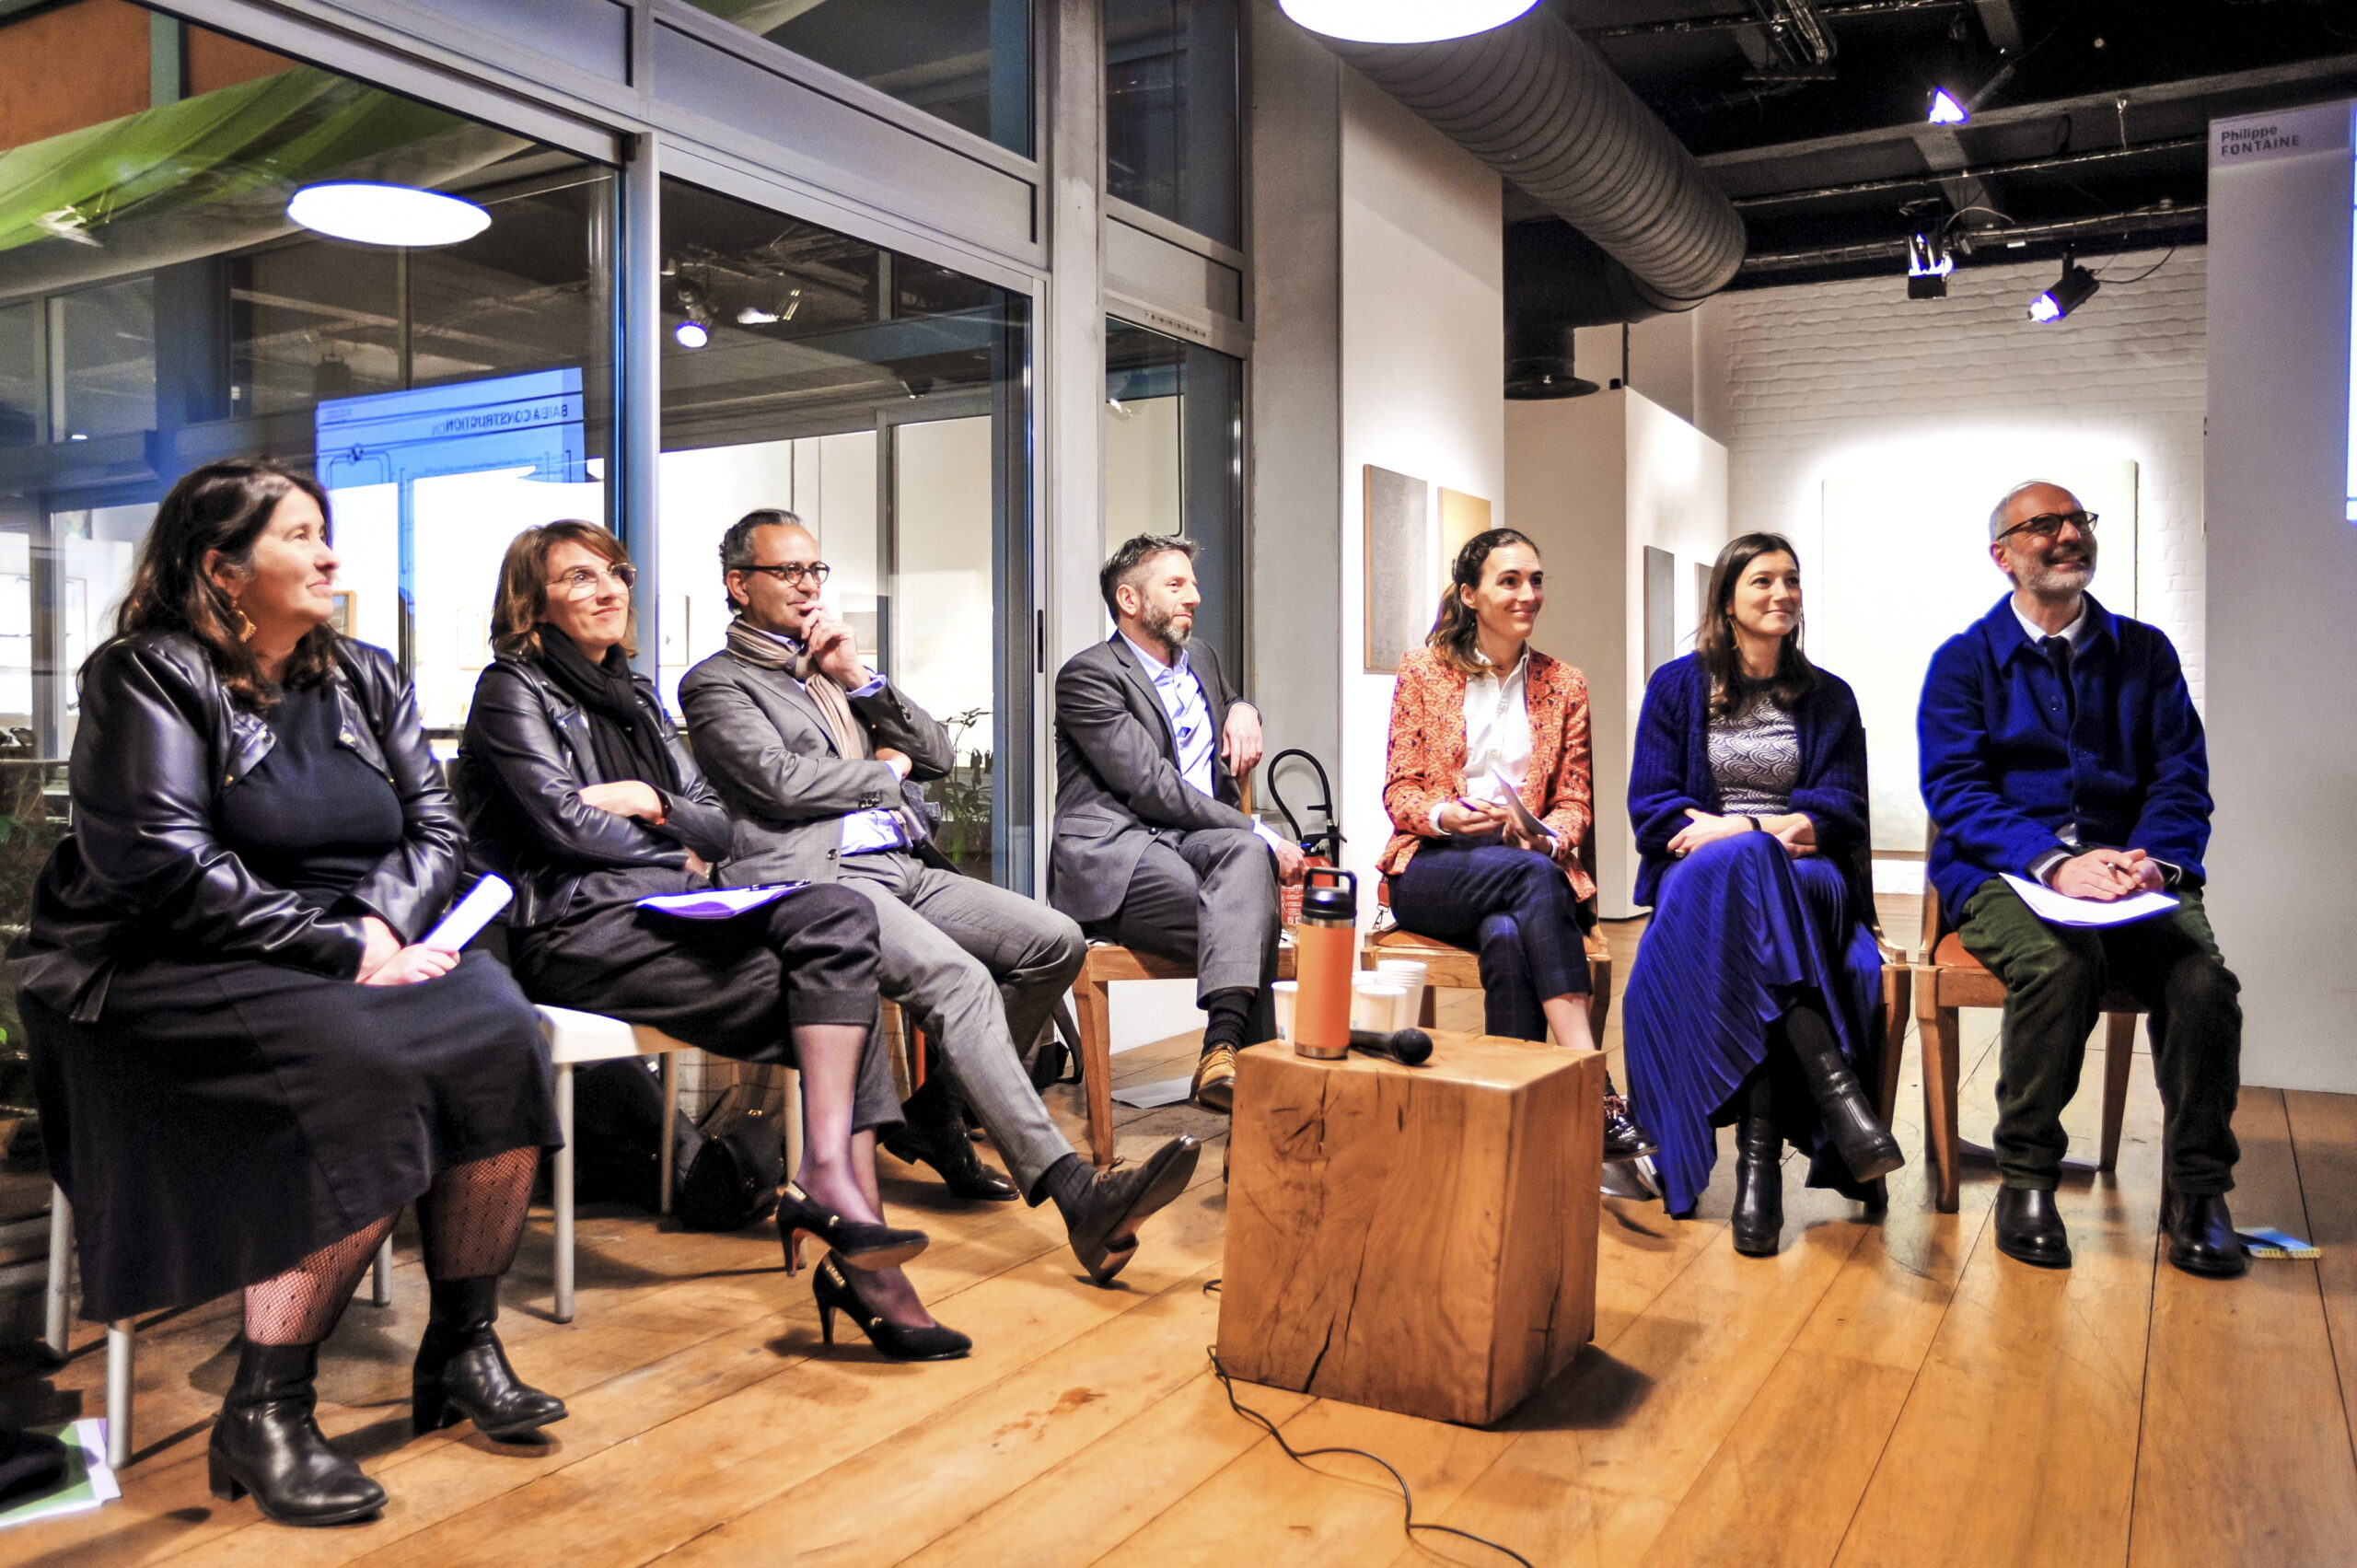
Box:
[7,910,2356,1567]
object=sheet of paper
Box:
[0,1419,119,1531]
[1487,767,1558,842]
[2000,873,2178,929]
[423,875,513,953]
[634,883,808,920]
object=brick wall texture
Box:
[1712,245,2208,704]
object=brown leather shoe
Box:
[1191,1044,1237,1114]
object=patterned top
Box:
[1709,691,1800,816]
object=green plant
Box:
[929,707,993,869]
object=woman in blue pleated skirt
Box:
[1620,533,1903,1254]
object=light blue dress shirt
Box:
[756,626,906,857]
[1120,633,1286,853]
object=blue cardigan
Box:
[1628,653,1871,911]
[1918,594,2211,922]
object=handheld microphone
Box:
[1348,1027,1434,1066]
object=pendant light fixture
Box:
[1278,0,1541,46]
[288,182,490,247]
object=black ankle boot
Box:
[412,1277,568,1440]
[1730,1110,1784,1257]
[886,1077,1018,1202]
[208,1341,386,1527]
[1782,1013,1905,1183]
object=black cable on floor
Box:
[1204,1345,1536,1568]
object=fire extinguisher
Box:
[1265,749,1342,926]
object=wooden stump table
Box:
[1215,1031,1603,1427]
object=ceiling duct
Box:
[1314,6,1747,323]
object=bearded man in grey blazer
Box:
[680,511,1200,1286]
[1053,534,1305,1116]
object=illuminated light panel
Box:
[1278,0,1540,45]
[288,182,489,247]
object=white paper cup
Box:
[1352,980,1408,1033]
[1373,959,1427,1027]
[1271,981,1298,1041]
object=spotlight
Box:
[1926,88,1968,125]
[1906,225,1953,301]
[674,319,710,349]
[1279,0,1538,45]
[2027,253,2100,323]
[670,275,712,347]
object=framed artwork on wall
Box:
[1363,464,1430,672]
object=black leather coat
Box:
[458,654,734,931]
[14,633,460,1022]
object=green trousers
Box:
[1955,877,2242,1193]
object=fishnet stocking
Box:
[241,1215,397,1346]
[418,1146,540,1282]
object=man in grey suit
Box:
[680,510,1201,1286]
[1053,534,1305,1116]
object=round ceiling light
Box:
[1277,0,1540,44]
[287,182,491,247]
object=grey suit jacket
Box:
[1051,633,1258,923]
[679,642,954,887]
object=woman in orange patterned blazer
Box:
[1381,528,1655,1160]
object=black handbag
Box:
[676,1072,787,1232]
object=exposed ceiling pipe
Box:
[1309,5,1748,337]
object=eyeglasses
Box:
[737,561,831,587]
[1994,510,2099,543]
[545,562,637,599]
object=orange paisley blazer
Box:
[1378,645,1596,904]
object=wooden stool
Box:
[1217,1031,1602,1426]
[1068,941,1298,1167]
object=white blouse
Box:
[1430,649,1532,830]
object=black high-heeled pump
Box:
[776,1182,929,1275]
[812,1252,971,1362]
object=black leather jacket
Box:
[458,654,734,931]
[14,633,460,1022]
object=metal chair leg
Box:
[44,1184,72,1358]
[553,1060,576,1323]
[105,1320,134,1470]
[658,1051,679,1217]
[370,1235,394,1307]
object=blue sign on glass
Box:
[314,366,586,489]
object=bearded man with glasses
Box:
[680,510,1202,1287]
[1917,480,2245,1279]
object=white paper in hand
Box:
[2001,873,2179,929]
[635,883,808,920]
[1488,767,1558,842]
[423,876,512,953]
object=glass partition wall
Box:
[654,178,1034,888]
[1104,316,1243,665]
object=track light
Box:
[671,276,712,348]
[1926,88,1968,125]
[2028,253,2100,323]
[674,319,710,349]
[1906,225,1953,300]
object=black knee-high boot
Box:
[1730,1071,1784,1258]
[1782,1001,1904,1182]
[412,1277,568,1440]
[209,1341,387,1527]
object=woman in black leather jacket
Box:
[460,520,965,1362]
[10,460,563,1528]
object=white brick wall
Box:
[1700,246,2209,704]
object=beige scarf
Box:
[726,618,869,761]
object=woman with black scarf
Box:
[460,520,965,1360]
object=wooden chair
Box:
[1911,830,2138,1213]
[1359,827,1617,1042]
[1069,942,1298,1167]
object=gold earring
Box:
[233,605,257,642]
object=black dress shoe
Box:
[1994,1186,2073,1269]
[1066,1135,1202,1284]
[2160,1189,2248,1279]
[412,1277,568,1440]
[1729,1110,1783,1257]
[1602,1072,1659,1161]
[209,1342,386,1527]
[886,1078,1020,1202]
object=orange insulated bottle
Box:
[1292,866,1358,1061]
